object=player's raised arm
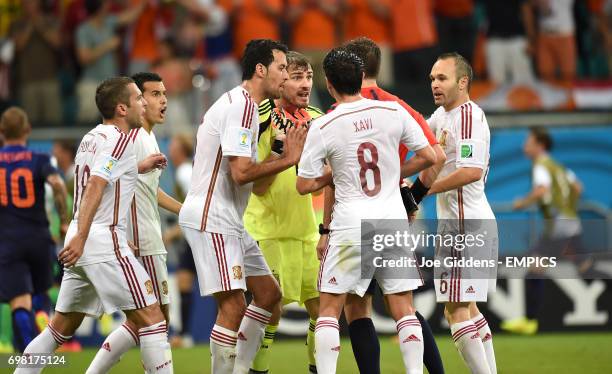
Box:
[228,126,307,185]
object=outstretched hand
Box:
[138,153,167,174]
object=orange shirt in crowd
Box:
[289,0,338,50]
[219,0,282,58]
[391,0,438,52]
[434,0,474,18]
[130,0,162,63]
[343,0,391,44]
[586,0,605,14]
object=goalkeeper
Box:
[244,51,324,374]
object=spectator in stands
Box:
[480,0,535,84]
[288,0,339,92]
[220,0,282,59]
[524,0,577,82]
[127,0,172,75]
[391,0,439,90]
[340,0,393,86]
[435,0,477,63]
[75,0,145,123]
[10,0,62,126]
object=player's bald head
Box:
[0,106,31,140]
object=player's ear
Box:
[116,102,128,117]
[255,63,267,78]
[458,76,468,91]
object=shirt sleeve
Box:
[566,168,577,184]
[533,164,552,188]
[39,154,59,180]
[398,108,429,152]
[298,126,326,179]
[455,106,489,169]
[221,98,257,158]
[176,164,192,194]
[90,132,133,184]
[399,100,438,145]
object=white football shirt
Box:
[178,85,258,236]
[68,124,138,266]
[298,98,429,245]
[427,101,495,220]
[126,128,165,256]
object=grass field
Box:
[12,332,612,374]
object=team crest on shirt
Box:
[162,281,168,295]
[439,130,448,148]
[232,266,243,280]
[145,280,154,295]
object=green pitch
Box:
[35,332,612,374]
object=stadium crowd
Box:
[0,0,611,128]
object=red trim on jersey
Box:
[130,196,139,257]
[111,133,128,158]
[320,106,398,130]
[241,91,255,129]
[149,256,162,302]
[200,146,222,231]
[125,256,147,308]
[129,128,140,143]
[461,103,473,140]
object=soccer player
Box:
[427,53,498,374]
[0,107,69,352]
[16,77,173,373]
[324,36,446,374]
[178,39,306,374]
[501,127,583,335]
[296,47,437,374]
[244,51,324,374]
[86,72,182,373]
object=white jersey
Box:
[427,101,495,220]
[126,128,165,257]
[298,98,429,245]
[68,124,138,266]
[179,85,258,236]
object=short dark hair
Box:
[530,127,553,151]
[343,37,380,79]
[131,72,162,93]
[323,47,364,96]
[54,139,78,159]
[0,107,30,140]
[84,0,103,15]
[286,51,311,72]
[437,52,474,91]
[240,39,289,81]
[95,77,135,120]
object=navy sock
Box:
[526,278,544,320]
[180,291,193,335]
[32,293,51,315]
[348,318,380,374]
[416,311,445,374]
[12,308,37,352]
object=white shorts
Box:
[55,253,157,317]
[182,228,271,296]
[137,254,170,305]
[318,243,423,297]
[434,223,498,303]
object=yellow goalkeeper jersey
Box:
[244,99,324,241]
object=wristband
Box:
[410,177,429,205]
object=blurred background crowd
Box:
[1,0,612,130]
